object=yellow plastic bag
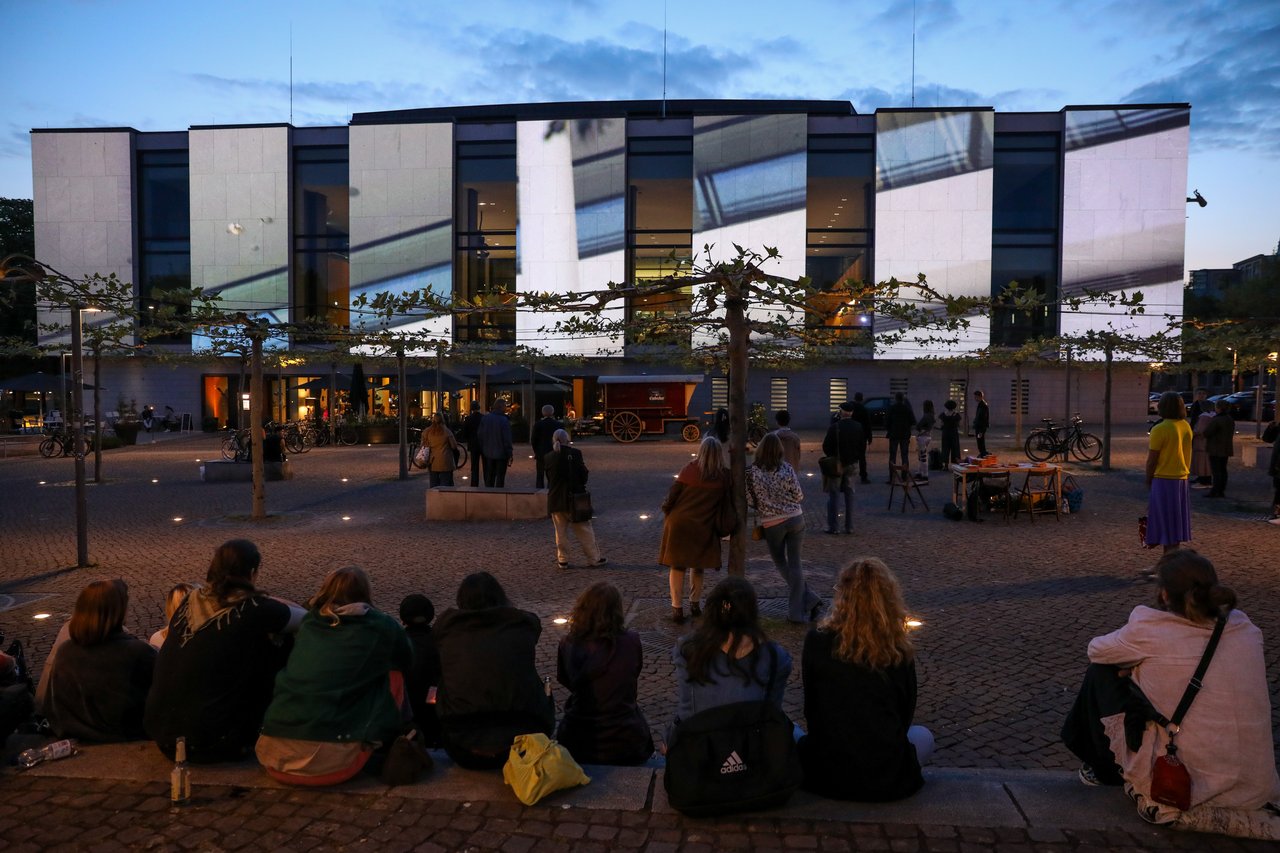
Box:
[502,733,590,806]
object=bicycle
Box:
[333,418,358,446]
[1024,414,1102,463]
[38,430,90,458]
[271,421,310,455]
[408,427,468,471]
[221,427,251,461]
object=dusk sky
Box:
[4,0,1277,275]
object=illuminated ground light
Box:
[341,478,349,482]
[905,617,924,629]
[342,515,352,521]
[151,479,159,483]
[33,613,51,620]
[38,481,45,485]
[639,514,650,520]
[806,472,814,477]
[552,617,569,625]
[172,517,183,523]
[195,458,201,463]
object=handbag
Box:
[663,646,802,817]
[817,455,842,478]
[714,478,739,537]
[381,729,434,787]
[502,733,591,806]
[1148,613,1227,811]
[569,491,594,523]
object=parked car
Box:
[1223,390,1276,422]
[1148,390,1193,415]
[861,395,892,429]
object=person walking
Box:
[424,412,461,488]
[545,429,606,570]
[1142,391,1193,559]
[914,400,936,482]
[530,405,564,489]
[850,392,873,483]
[478,399,513,488]
[773,409,802,471]
[747,433,821,623]
[1201,399,1235,499]
[821,403,865,535]
[460,400,484,487]
[659,436,731,624]
[885,393,915,478]
[972,390,990,457]
[938,399,962,466]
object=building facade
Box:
[27,99,1190,429]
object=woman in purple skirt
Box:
[1144,392,1193,560]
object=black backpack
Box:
[663,647,802,817]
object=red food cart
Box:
[597,375,704,443]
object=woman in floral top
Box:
[748,433,823,623]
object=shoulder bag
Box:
[502,733,591,806]
[663,645,802,817]
[562,450,593,523]
[1147,613,1228,811]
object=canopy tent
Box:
[480,367,569,387]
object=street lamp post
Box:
[70,303,90,567]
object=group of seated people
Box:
[24,538,934,801]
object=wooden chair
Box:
[887,464,929,513]
[1014,469,1060,521]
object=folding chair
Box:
[887,464,929,513]
[1014,469,1060,521]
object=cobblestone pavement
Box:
[1,427,1277,850]
[3,774,1278,853]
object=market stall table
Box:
[950,462,1063,520]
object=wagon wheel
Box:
[681,423,701,442]
[609,411,643,443]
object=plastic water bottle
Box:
[170,737,191,805]
[544,675,552,697]
[16,739,77,768]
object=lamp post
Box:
[70,302,90,567]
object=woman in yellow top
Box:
[1144,392,1194,555]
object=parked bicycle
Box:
[407,427,468,471]
[38,430,91,459]
[1024,414,1102,462]
[220,427,251,461]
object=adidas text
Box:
[720,751,746,774]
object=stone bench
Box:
[1240,442,1273,470]
[200,460,293,482]
[426,486,547,521]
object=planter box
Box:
[357,424,399,445]
[113,422,141,446]
[1240,443,1273,470]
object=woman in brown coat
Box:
[659,436,730,624]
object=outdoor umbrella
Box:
[349,363,369,417]
[480,367,568,387]
[405,370,473,393]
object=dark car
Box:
[861,396,892,429]
[1224,390,1276,422]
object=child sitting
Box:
[399,594,442,747]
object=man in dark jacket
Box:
[529,405,564,489]
[849,392,873,483]
[1202,400,1234,498]
[478,400,514,488]
[822,403,866,534]
[459,400,484,487]
[973,390,991,457]
[884,392,916,480]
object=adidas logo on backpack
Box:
[719,750,746,774]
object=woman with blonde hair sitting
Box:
[798,557,932,801]
[257,566,413,785]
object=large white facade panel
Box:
[31,130,135,347]
[189,126,290,336]
[349,122,454,349]
[1060,108,1189,360]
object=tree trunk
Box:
[724,277,748,577]
[92,346,102,483]
[397,348,408,481]
[1101,343,1114,472]
[250,330,266,519]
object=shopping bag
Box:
[502,733,590,806]
[569,491,594,523]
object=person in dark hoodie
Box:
[399,594,442,747]
[433,572,554,769]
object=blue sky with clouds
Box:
[4,0,1277,273]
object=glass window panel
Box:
[455,136,516,344]
[138,149,191,343]
[991,245,1057,346]
[770,377,788,412]
[293,146,349,332]
[828,378,848,412]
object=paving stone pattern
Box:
[1,427,1277,851]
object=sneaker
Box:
[1268,517,1280,526]
[591,557,607,566]
[1078,764,1102,787]
[689,602,702,618]
[670,607,685,624]
[557,561,569,570]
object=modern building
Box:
[23,99,1191,430]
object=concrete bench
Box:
[426,486,547,521]
[200,460,293,482]
[1240,443,1273,470]
[0,434,40,458]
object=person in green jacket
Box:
[256,566,413,786]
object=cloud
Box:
[1120,22,1280,156]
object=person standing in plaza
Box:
[885,393,915,479]
[913,400,936,482]
[530,405,563,489]
[1190,406,1214,487]
[1268,422,1280,524]
[478,399,514,488]
[1142,391,1193,556]
[972,390,990,457]
[424,412,461,488]
[773,409,802,471]
[822,403,865,535]
[460,400,484,487]
[850,392,873,483]
[1201,400,1235,499]
[1188,387,1210,421]
[545,429,606,570]
[747,433,821,624]
[938,399,962,466]
[659,436,731,624]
